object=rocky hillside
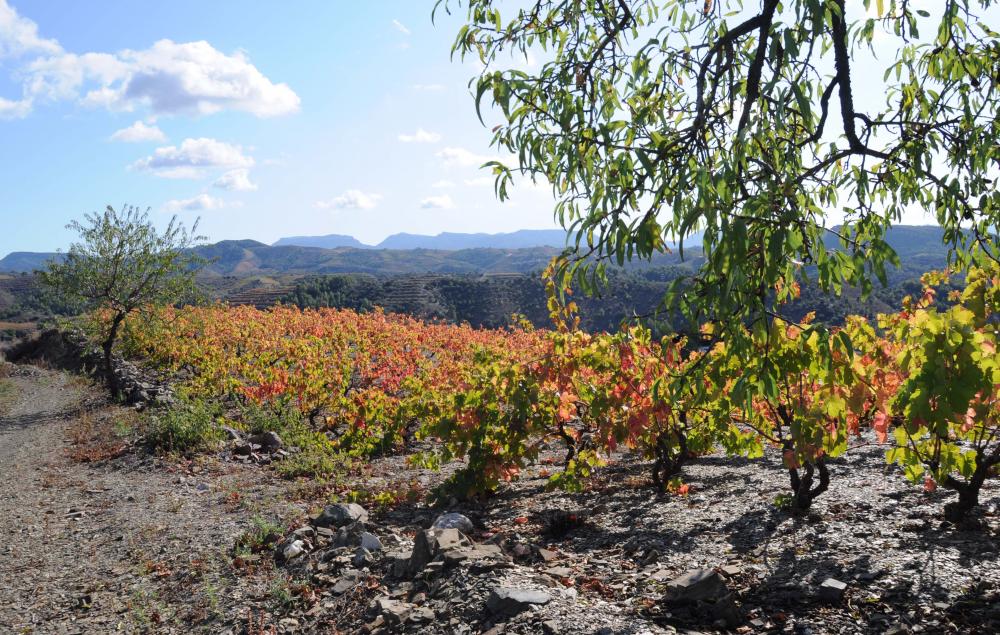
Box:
[1,225,953,277]
[273,229,573,251]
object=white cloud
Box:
[22,38,299,117]
[392,19,411,35]
[0,95,30,119]
[109,120,166,143]
[120,40,299,116]
[432,180,456,189]
[398,128,441,144]
[412,83,445,91]
[520,178,553,194]
[162,194,227,212]
[0,0,61,59]
[151,167,204,179]
[213,168,257,192]
[517,52,538,70]
[420,194,456,209]
[133,138,254,178]
[437,147,517,170]
[315,190,382,210]
[25,52,128,102]
[468,51,537,74]
[464,176,494,187]
[0,4,300,120]
[436,147,494,167]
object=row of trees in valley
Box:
[283,264,955,334]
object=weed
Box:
[126,586,170,630]
[269,575,295,608]
[331,480,424,511]
[146,396,225,454]
[233,515,283,556]
[0,378,16,414]
[236,403,355,480]
[166,495,185,513]
[276,443,352,479]
[223,489,245,512]
[773,493,794,510]
[245,610,277,634]
[113,416,134,438]
[201,577,225,621]
[67,408,138,463]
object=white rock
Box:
[282,539,306,561]
[360,531,383,552]
[432,512,475,534]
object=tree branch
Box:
[736,0,780,133]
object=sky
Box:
[0,0,560,256]
[1,2,986,258]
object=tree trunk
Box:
[788,457,829,514]
[103,313,126,399]
[652,425,689,491]
[943,460,993,523]
[558,421,576,465]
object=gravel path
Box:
[0,368,299,634]
[0,369,106,632]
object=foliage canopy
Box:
[41,204,204,393]
[438,0,999,348]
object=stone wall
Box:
[3,329,174,408]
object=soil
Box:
[0,367,301,634]
[1,364,998,634]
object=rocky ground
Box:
[1,363,998,634]
[0,366,296,634]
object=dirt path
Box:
[0,369,106,633]
[0,368,297,634]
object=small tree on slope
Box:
[41,205,204,397]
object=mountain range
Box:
[0,241,571,277]
[272,229,572,250]
[0,225,951,277]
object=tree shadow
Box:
[0,404,89,435]
[944,578,1000,631]
[721,504,789,555]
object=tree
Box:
[713,314,858,513]
[41,205,205,396]
[883,259,1000,522]
[439,0,999,351]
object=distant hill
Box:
[273,229,572,250]
[373,229,570,250]
[0,241,568,276]
[0,225,952,276]
[194,240,568,276]
[820,224,946,255]
[0,252,63,273]
[821,225,949,282]
[272,234,368,249]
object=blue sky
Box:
[0,0,559,256]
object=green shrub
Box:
[0,379,15,412]
[276,445,352,479]
[146,397,225,454]
[234,403,353,480]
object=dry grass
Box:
[0,377,15,415]
[0,321,35,330]
[66,408,140,463]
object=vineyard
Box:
[116,259,1000,525]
